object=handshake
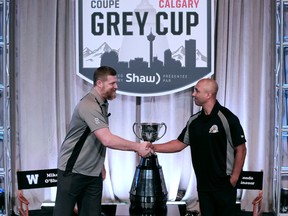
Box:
[137,141,155,158]
[132,122,167,157]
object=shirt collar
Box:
[200,100,220,117]
[90,88,108,106]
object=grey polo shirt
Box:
[58,88,109,177]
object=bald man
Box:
[151,78,247,216]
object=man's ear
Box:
[96,79,103,87]
[206,92,212,99]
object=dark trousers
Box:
[198,186,237,216]
[53,170,103,216]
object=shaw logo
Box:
[26,174,39,185]
[126,73,160,85]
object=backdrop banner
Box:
[76,0,214,96]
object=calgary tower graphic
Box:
[147,29,156,67]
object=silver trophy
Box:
[130,122,168,215]
[133,122,167,143]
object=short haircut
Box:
[93,66,117,86]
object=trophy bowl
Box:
[133,122,167,143]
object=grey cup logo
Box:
[77,0,213,96]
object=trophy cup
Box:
[129,122,168,216]
[132,122,167,143]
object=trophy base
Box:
[129,155,168,216]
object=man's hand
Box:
[230,174,238,187]
[137,141,153,157]
[145,142,154,152]
[102,165,106,181]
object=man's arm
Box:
[94,127,152,157]
[153,139,187,153]
[230,143,247,186]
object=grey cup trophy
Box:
[132,122,167,143]
[130,122,168,216]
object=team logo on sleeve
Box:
[95,117,100,125]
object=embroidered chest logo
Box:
[209,125,219,133]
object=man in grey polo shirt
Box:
[53,66,153,216]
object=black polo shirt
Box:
[178,101,246,191]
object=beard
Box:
[105,90,117,100]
